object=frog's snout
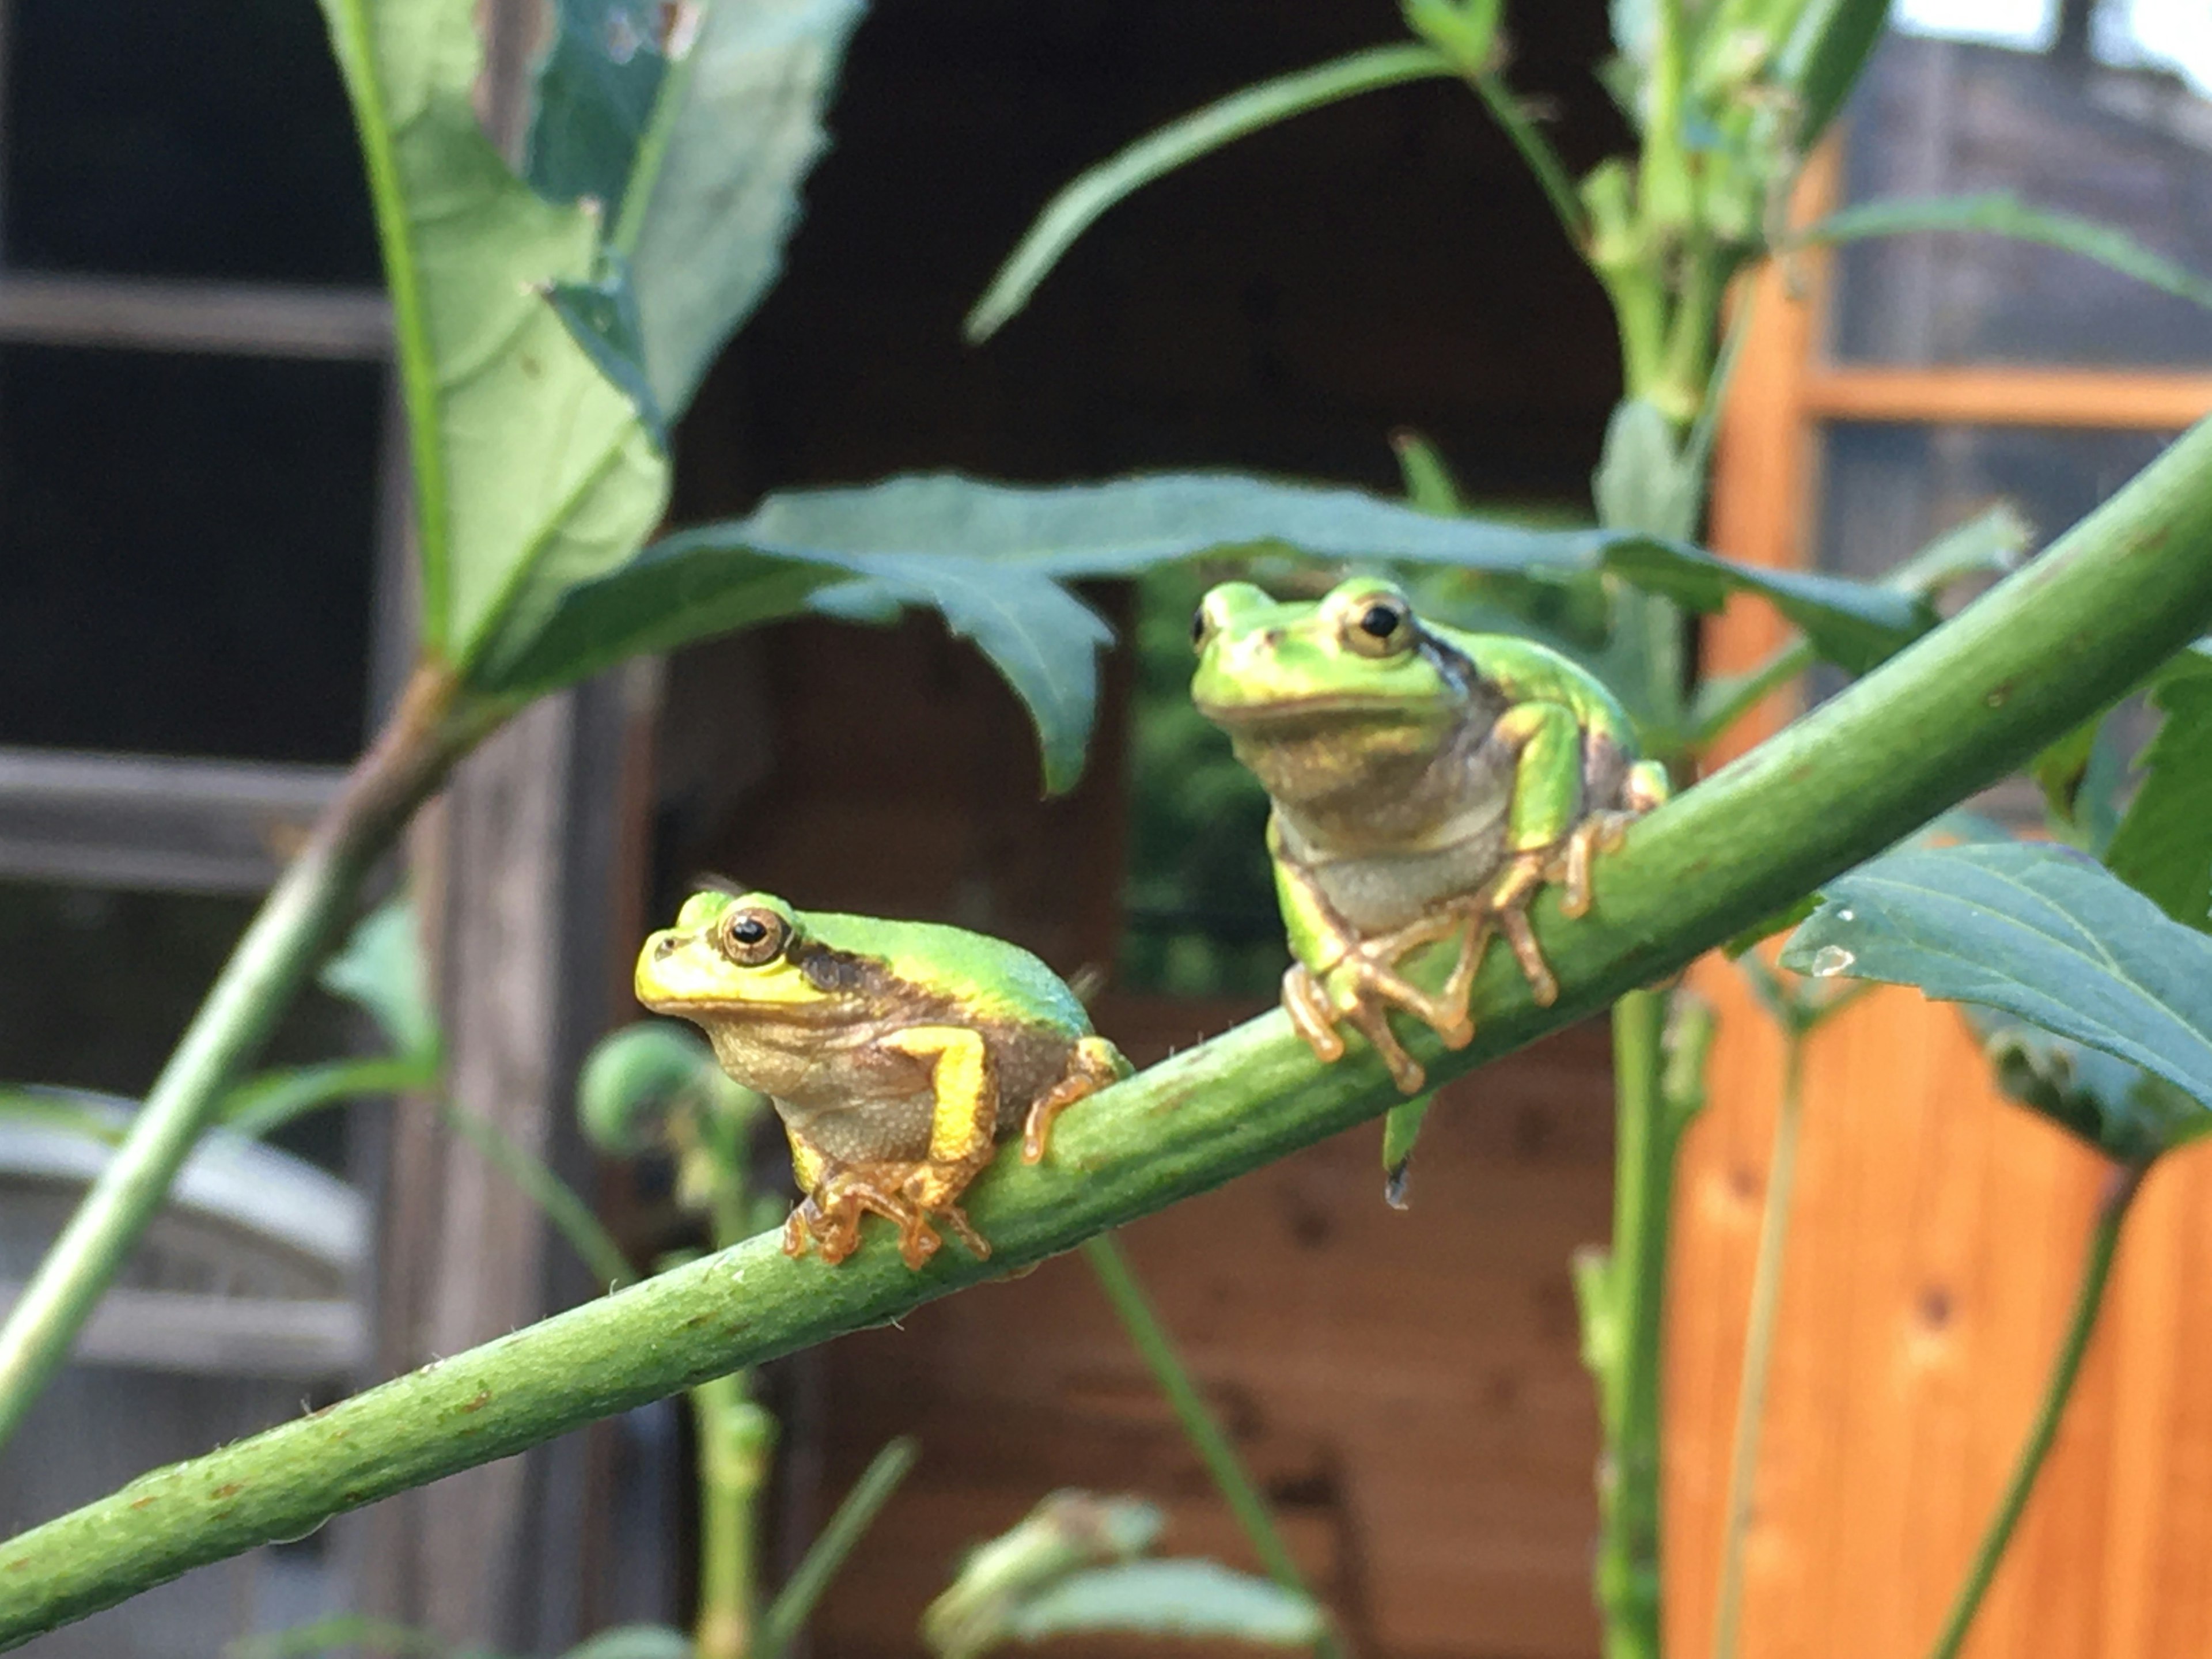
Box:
[649,933,680,959]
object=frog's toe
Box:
[1021,1039,1127,1164]
[1282,964,1349,1063]
[1496,904,1560,1006]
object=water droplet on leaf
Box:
[1809,944,1856,979]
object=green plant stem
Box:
[1923,1159,2149,1659]
[693,1370,772,1659]
[10,415,2212,1643]
[757,1437,919,1659]
[1710,1030,1809,1659]
[1591,990,1675,1659]
[1080,1236,1337,1654]
[1467,73,1590,245]
[0,664,479,1453]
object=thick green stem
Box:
[1080,1236,1338,1655]
[1710,1031,1809,1659]
[1924,1160,2148,1659]
[0,664,479,1451]
[693,1371,772,1659]
[9,416,2212,1645]
[1592,990,1674,1659]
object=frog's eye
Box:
[1190,607,1211,652]
[1341,592,1413,658]
[718,906,789,968]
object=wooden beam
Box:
[0,275,391,360]
[1802,366,2212,431]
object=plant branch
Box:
[0,664,485,1453]
[10,414,2212,1643]
[1923,1158,2149,1659]
[1080,1236,1335,1654]
[1710,1029,1809,1659]
[1467,73,1590,247]
[757,1437,918,1659]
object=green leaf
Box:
[1599,539,1936,674]
[1881,504,2031,600]
[558,1625,695,1659]
[626,0,867,415]
[965,44,1456,343]
[759,1438,919,1659]
[319,898,437,1060]
[1777,0,1892,152]
[1391,430,1466,516]
[525,0,671,223]
[923,1493,1165,1659]
[1778,840,2212,1154]
[545,256,670,452]
[2107,647,2212,932]
[1380,1092,1434,1209]
[1719,892,1818,960]
[225,1616,461,1659]
[1967,1007,2203,1165]
[1593,399,1698,542]
[0,1089,127,1148]
[316,0,669,666]
[221,1056,436,1141]
[1001,1561,1325,1649]
[1798,194,2212,315]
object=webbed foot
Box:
[1283,909,1490,1093]
[781,1158,993,1269]
[1021,1036,1131,1164]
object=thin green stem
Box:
[1467,73,1590,245]
[1080,1236,1339,1653]
[437,1097,637,1294]
[1924,1160,2148,1659]
[1711,1031,1809,1659]
[1592,990,1673,1659]
[757,1437,919,1659]
[9,416,2212,1644]
[0,665,477,1452]
[693,1371,772,1659]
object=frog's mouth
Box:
[1194,692,1439,734]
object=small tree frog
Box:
[1192,576,1669,1092]
[635,890,1128,1268]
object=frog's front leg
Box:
[1482,706,1669,1003]
[881,1025,1001,1266]
[1272,820,1487,1093]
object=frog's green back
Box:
[798,910,1094,1035]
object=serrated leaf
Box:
[2107,649,2212,932]
[1778,841,2212,1154]
[1968,1008,2203,1164]
[319,898,436,1060]
[1001,1561,1324,1649]
[1798,194,2212,315]
[628,0,867,415]
[1600,539,1936,673]
[316,0,670,668]
[526,0,671,222]
[545,255,670,452]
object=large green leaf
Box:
[2106,645,2212,932]
[1798,194,2212,314]
[1000,1561,1324,1649]
[1778,840,2212,1154]
[1599,539,1936,673]
[317,0,670,669]
[965,44,1456,343]
[627,0,866,415]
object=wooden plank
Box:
[0,274,392,359]
[1802,365,2212,431]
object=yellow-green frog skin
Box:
[1192,576,1669,1093]
[635,890,1128,1268]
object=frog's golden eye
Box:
[1340,592,1414,658]
[718,906,789,968]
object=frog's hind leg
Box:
[1022,1036,1131,1164]
[782,1141,916,1267]
[883,1025,1002,1266]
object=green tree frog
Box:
[1191,576,1669,1093]
[635,890,1128,1268]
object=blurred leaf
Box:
[1400,0,1501,73]
[0,1089,126,1147]
[478,471,1647,790]
[966,44,1455,342]
[226,1616,464,1659]
[1391,430,1465,515]
[320,898,437,1060]
[439,1097,636,1289]
[1969,1007,2202,1165]
[525,0,671,223]
[1881,504,2031,599]
[1798,194,2212,314]
[221,1056,435,1141]
[1380,1092,1434,1209]
[1600,539,1935,673]
[627,0,866,414]
[1001,1561,1325,1649]
[559,1626,695,1659]
[316,0,668,665]
[545,256,669,452]
[1719,892,1818,959]
[1593,400,1698,542]
[1779,841,2212,1154]
[2106,646,2212,931]
[1777,0,1892,151]
[923,1492,1164,1659]
[759,1437,919,1659]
